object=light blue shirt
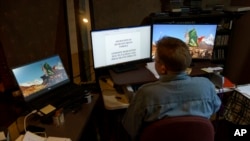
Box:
[122,72,221,140]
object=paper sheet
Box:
[15,132,72,141]
[46,136,71,141]
[201,67,223,73]
[40,104,56,115]
[235,84,250,99]
[22,131,45,141]
[0,131,6,140]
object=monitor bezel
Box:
[90,25,153,70]
[11,54,70,102]
[152,23,218,61]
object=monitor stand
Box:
[112,63,138,73]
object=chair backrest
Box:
[139,116,214,141]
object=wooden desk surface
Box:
[8,94,99,141]
[30,94,99,141]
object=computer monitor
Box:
[152,24,217,60]
[11,55,70,102]
[90,25,152,72]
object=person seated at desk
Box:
[122,36,221,141]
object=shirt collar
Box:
[159,71,190,82]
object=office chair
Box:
[139,116,215,141]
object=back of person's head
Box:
[156,36,192,72]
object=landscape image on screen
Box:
[152,24,217,59]
[12,56,68,100]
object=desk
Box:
[109,61,219,86]
[8,94,99,141]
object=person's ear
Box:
[160,64,167,74]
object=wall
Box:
[224,1,250,84]
[231,0,250,6]
[90,0,161,29]
[0,0,71,90]
[225,12,250,84]
[90,0,233,30]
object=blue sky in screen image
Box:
[13,56,62,84]
[152,24,217,44]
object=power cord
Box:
[23,110,37,133]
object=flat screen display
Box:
[90,25,152,69]
[152,24,217,60]
[11,55,70,102]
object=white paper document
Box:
[15,131,71,141]
[201,67,223,73]
[235,84,250,99]
[22,131,45,141]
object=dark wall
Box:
[231,0,250,6]
[225,12,250,84]
[90,0,161,30]
[0,0,72,90]
[223,1,250,84]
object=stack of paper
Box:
[235,84,250,99]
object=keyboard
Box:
[27,83,88,111]
[50,84,88,108]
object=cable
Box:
[23,110,37,133]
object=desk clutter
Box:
[3,93,99,141]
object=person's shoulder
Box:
[191,76,213,85]
[136,81,160,94]
[140,81,160,89]
[192,76,210,81]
